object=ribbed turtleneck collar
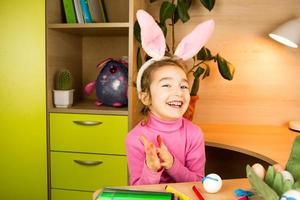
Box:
[146,113,183,133]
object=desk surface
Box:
[197,124,298,166]
[124,178,261,200]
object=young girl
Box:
[125,10,215,185]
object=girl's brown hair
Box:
[138,58,188,124]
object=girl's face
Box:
[146,65,190,121]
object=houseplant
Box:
[53,68,74,108]
[134,0,235,120]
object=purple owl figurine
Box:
[84,58,128,107]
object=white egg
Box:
[280,170,294,184]
[202,173,222,193]
[280,190,300,200]
[252,163,265,179]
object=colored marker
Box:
[192,185,205,200]
[165,185,192,200]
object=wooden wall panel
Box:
[145,0,300,125]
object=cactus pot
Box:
[53,89,74,108]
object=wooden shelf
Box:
[49,99,128,115]
[48,23,130,36]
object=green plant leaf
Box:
[265,166,276,187]
[185,0,193,9]
[272,172,284,196]
[160,1,176,25]
[216,54,235,80]
[193,66,205,78]
[190,67,205,96]
[246,165,279,200]
[136,47,142,70]
[199,0,215,11]
[134,20,141,43]
[197,46,213,60]
[202,65,210,79]
[159,22,168,37]
[177,0,190,23]
[173,7,180,24]
[286,136,300,182]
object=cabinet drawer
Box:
[51,152,128,191]
[50,113,128,154]
[51,189,93,200]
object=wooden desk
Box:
[121,178,261,200]
[197,124,298,166]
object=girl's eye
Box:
[181,85,189,89]
[162,84,171,88]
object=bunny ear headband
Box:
[136,9,215,96]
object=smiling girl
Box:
[125,9,214,186]
[126,58,206,185]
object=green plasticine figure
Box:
[246,136,300,199]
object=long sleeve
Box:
[165,127,205,182]
[125,134,163,185]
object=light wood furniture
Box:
[47,0,131,115]
[0,1,47,199]
[112,178,262,200]
[46,1,136,200]
[199,124,298,166]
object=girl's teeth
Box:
[167,101,183,106]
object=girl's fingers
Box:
[139,135,149,146]
[157,135,162,147]
[157,135,168,151]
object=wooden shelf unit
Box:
[46,0,131,115]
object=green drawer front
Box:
[50,113,128,154]
[52,189,93,200]
[51,152,128,191]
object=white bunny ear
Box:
[136,10,166,60]
[174,20,215,61]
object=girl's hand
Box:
[156,135,174,169]
[139,135,162,172]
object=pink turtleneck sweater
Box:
[125,114,205,185]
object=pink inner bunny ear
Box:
[174,19,215,61]
[136,10,165,59]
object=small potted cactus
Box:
[53,68,74,108]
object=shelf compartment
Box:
[47,0,129,24]
[46,29,129,113]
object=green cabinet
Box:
[49,113,128,199]
[51,152,127,190]
[0,1,47,200]
[50,113,128,154]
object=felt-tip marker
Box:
[192,185,205,200]
[165,185,192,200]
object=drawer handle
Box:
[74,160,103,166]
[73,121,103,126]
